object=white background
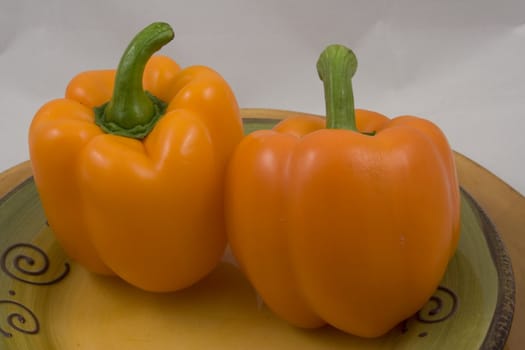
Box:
[1,0,524,194]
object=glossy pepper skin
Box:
[225,45,460,337]
[29,23,243,292]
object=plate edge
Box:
[461,188,516,350]
[0,176,34,206]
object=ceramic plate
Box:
[0,118,515,349]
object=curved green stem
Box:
[95,22,174,139]
[316,44,358,131]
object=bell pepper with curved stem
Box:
[225,45,460,337]
[29,22,243,292]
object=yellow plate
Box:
[0,112,515,349]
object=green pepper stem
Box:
[316,44,358,131]
[95,22,174,139]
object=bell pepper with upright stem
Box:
[225,45,460,337]
[29,22,243,292]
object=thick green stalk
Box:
[95,22,174,139]
[316,44,359,131]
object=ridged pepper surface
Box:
[225,45,460,337]
[29,23,243,292]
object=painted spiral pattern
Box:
[1,243,70,285]
[0,243,71,338]
[0,300,39,338]
[416,286,459,324]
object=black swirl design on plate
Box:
[0,300,39,337]
[416,286,458,323]
[1,243,70,285]
[400,286,459,336]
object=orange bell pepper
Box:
[225,45,460,337]
[29,23,243,292]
